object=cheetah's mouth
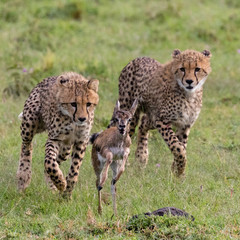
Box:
[186,86,193,90]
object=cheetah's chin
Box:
[75,122,89,127]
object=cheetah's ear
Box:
[172,49,181,58]
[87,79,99,92]
[57,75,70,87]
[130,99,138,116]
[202,50,212,58]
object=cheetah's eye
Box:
[86,102,92,107]
[180,67,185,72]
[195,67,200,72]
[71,102,77,107]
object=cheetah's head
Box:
[53,72,99,126]
[171,49,212,93]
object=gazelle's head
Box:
[112,99,138,135]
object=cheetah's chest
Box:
[171,100,202,127]
[50,120,92,144]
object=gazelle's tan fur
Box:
[90,100,138,215]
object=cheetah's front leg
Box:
[176,126,191,149]
[63,141,87,198]
[44,143,71,191]
[156,121,187,177]
[45,139,66,191]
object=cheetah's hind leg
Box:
[135,114,151,167]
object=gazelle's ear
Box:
[112,100,120,117]
[117,100,120,111]
[130,99,138,115]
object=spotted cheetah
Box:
[109,49,212,177]
[17,72,99,197]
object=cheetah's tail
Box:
[18,112,23,121]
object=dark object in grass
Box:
[127,207,195,231]
[143,207,195,221]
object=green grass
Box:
[0,0,240,239]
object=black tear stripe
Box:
[86,98,90,120]
[181,70,185,85]
[194,62,199,84]
[73,81,78,121]
[194,71,199,84]
[73,101,77,121]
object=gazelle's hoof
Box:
[97,186,103,191]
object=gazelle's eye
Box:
[71,102,77,107]
[86,102,92,107]
[180,67,185,72]
[195,67,200,72]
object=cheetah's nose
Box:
[78,117,86,122]
[186,79,193,85]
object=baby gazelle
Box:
[90,100,138,215]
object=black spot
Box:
[74,153,80,159]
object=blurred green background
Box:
[0,0,239,239]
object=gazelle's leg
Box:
[110,161,120,216]
[112,148,130,184]
[96,177,102,214]
[98,151,113,189]
[92,149,104,214]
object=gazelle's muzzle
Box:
[118,125,126,135]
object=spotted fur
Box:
[17,72,99,197]
[110,49,212,177]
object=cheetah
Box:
[17,72,99,197]
[109,49,212,177]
